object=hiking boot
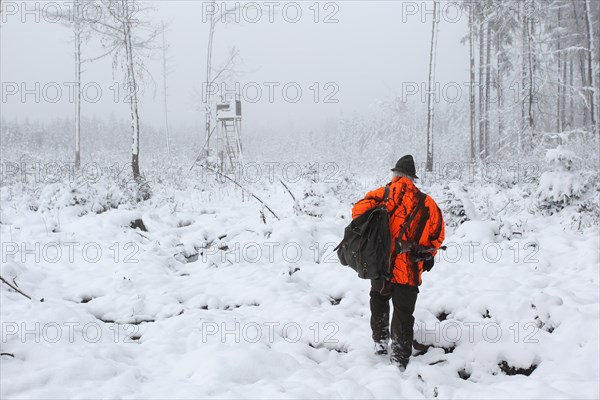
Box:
[374,341,388,355]
[390,357,408,372]
[390,340,411,370]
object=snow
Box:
[536,170,585,203]
[1,171,599,399]
[453,220,498,242]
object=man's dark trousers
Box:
[370,279,419,366]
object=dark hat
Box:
[391,155,418,179]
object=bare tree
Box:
[494,9,506,152]
[456,0,596,157]
[483,12,491,160]
[477,3,486,159]
[583,0,598,135]
[50,0,113,169]
[425,0,439,172]
[518,0,536,149]
[569,55,574,130]
[571,0,590,128]
[74,8,83,168]
[205,0,217,149]
[161,20,171,158]
[525,0,536,142]
[468,2,477,162]
[89,0,158,183]
[556,1,564,133]
[202,1,243,151]
[190,2,244,171]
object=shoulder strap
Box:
[428,205,443,241]
[389,184,406,217]
[413,195,430,244]
[398,191,426,242]
[382,185,390,203]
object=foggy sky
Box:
[1,1,468,135]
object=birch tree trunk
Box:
[162,21,171,158]
[484,17,491,159]
[469,3,476,162]
[496,18,504,151]
[478,4,486,159]
[562,37,567,131]
[425,1,439,172]
[569,57,574,129]
[571,0,589,127]
[74,12,82,169]
[122,0,141,180]
[526,0,535,141]
[520,0,535,148]
[520,3,527,150]
[557,4,563,133]
[205,0,216,149]
[583,0,598,135]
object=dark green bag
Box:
[335,186,392,280]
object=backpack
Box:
[334,186,393,280]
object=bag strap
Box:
[412,196,430,245]
[428,205,443,242]
[382,185,390,203]
[388,184,406,217]
[384,185,405,218]
[397,191,426,242]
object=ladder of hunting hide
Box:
[216,98,243,174]
[221,117,243,171]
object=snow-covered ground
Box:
[1,167,599,399]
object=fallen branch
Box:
[200,164,280,221]
[496,199,515,215]
[279,179,296,202]
[130,229,151,242]
[0,276,32,300]
[279,179,299,216]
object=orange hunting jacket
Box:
[352,176,445,286]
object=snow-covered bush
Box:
[440,184,469,228]
[569,178,600,230]
[293,163,361,218]
[298,186,325,218]
[32,179,137,216]
[535,146,586,215]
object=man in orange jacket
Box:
[352,155,445,370]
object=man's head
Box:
[393,170,414,181]
[391,155,418,181]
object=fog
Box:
[1,1,468,138]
